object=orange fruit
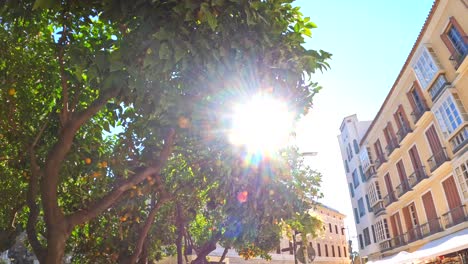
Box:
[237,191,248,203]
[85,158,92,165]
[178,116,190,128]
[8,88,16,96]
[101,161,108,168]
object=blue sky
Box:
[293,0,434,247]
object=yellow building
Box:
[185,203,351,264]
[339,0,468,263]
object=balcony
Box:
[375,154,387,169]
[427,148,450,172]
[449,125,468,154]
[379,206,467,253]
[365,166,377,181]
[383,193,397,207]
[372,201,386,216]
[449,46,467,70]
[428,74,450,102]
[411,105,429,125]
[396,124,412,144]
[385,137,399,157]
[408,167,428,189]
[419,218,442,238]
[395,178,412,198]
[441,204,467,229]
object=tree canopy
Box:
[0,0,330,263]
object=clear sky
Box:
[293,0,434,247]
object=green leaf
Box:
[159,42,172,60]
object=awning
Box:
[367,251,412,264]
[411,227,468,263]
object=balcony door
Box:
[425,125,445,169]
[390,212,404,246]
[442,176,463,226]
[396,160,409,194]
[384,173,395,202]
[407,81,426,116]
[403,203,420,242]
[422,191,440,234]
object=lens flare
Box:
[229,94,294,155]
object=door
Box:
[442,176,463,226]
[409,145,424,182]
[422,191,440,234]
[396,160,409,194]
[425,125,445,169]
[384,173,395,203]
[403,203,420,242]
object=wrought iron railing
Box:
[428,74,449,102]
[383,193,396,207]
[408,167,428,188]
[379,240,392,252]
[365,166,377,181]
[375,154,387,169]
[395,178,411,198]
[449,125,468,154]
[411,105,429,124]
[419,218,442,238]
[372,201,386,216]
[385,137,399,156]
[397,124,412,143]
[441,204,467,229]
[427,148,449,172]
[449,45,467,70]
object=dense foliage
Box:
[0,0,330,263]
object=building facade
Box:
[338,0,468,263]
[176,204,350,264]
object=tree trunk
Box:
[44,229,69,264]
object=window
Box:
[317,243,321,257]
[344,247,347,257]
[332,245,335,257]
[434,94,464,135]
[349,183,355,197]
[341,227,344,235]
[353,139,359,154]
[363,228,371,246]
[348,143,353,160]
[371,225,377,243]
[441,17,468,69]
[344,160,350,173]
[358,234,364,250]
[358,198,366,217]
[325,244,329,257]
[352,169,360,188]
[408,81,427,119]
[359,165,366,183]
[365,194,373,212]
[329,223,332,233]
[335,225,338,234]
[353,208,360,224]
[338,246,341,257]
[412,46,440,89]
[454,160,468,200]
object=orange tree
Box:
[0,0,330,263]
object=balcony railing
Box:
[441,204,467,229]
[449,46,467,70]
[427,148,450,172]
[419,218,442,238]
[395,178,412,198]
[379,206,467,253]
[365,166,377,181]
[408,167,428,189]
[375,154,387,169]
[385,137,399,156]
[396,124,412,143]
[372,201,386,216]
[383,193,396,207]
[449,125,468,154]
[411,105,429,125]
[428,74,449,102]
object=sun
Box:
[228,94,294,154]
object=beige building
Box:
[338,0,468,263]
[184,203,350,264]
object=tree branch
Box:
[26,121,49,262]
[66,128,175,228]
[58,23,69,125]
[128,195,170,264]
[218,247,229,264]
